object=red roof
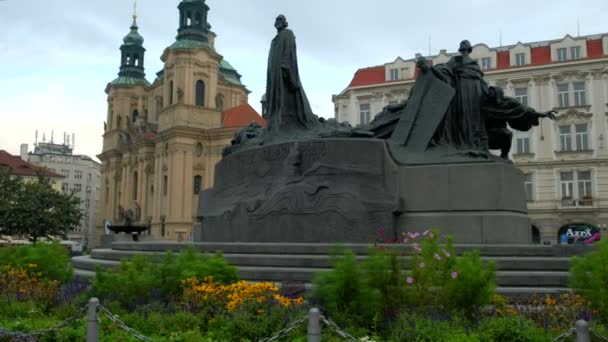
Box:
[348,66,385,87]
[0,150,63,178]
[531,46,552,65]
[222,104,266,128]
[587,38,603,58]
[497,51,510,69]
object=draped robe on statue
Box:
[266,28,318,132]
[432,56,490,150]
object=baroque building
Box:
[333,33,608,245]
[21,138,101,248]
[97,0,263,246]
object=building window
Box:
[195,80,205,106]
[559,125,573,151]
[48,168,56,173]
[193,175,202,195]
[575,124,589,151]
[571,46,581,61]
[573,81,586,106]
[74,170,83,179]
[578,171,593,206]
[524,173,534,202]
[163,175,168,196]
[86,186,91,194]
[557,48,568,62]
[389,69,399,81]
[61,169,70,178]
[514,87,528,106]
[133,172,138,200]
[557,83,570,107]
[515,53,526,66]
[87,173,92,182]
[481,57,491,70]
[73,184,82,193]
[560,171,574,201]
[169,81,174,105]
[359,104,371,125]
[516,132,531,154]
[62,183,69,193]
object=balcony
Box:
[560,197,593,208]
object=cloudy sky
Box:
[0,0,606,160]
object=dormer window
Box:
[515,53,526,66]
[571,46,581,60]
[481,57,491,70]
[389,69,399,81]
[557,48,568,62]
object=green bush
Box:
[477,316,550,342]
[92,246,238,308]
[388,312,478,342]
[570,238,608,321]
[442,250,496,317]
[0,243,73,282]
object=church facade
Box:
[96,0,264,246]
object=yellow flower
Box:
[545,297,557,306]
[28,263,37,268]
[506,307,518,316]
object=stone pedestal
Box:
[197,139,531,245]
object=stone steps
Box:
[90,249,571,271]
[72,241,591,297]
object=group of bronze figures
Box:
[231,15,556,160]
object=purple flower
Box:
[407,277,414,284]
[451,272,459,280]
[442,249,451,258]
[413,246,422,253]
[419,262,425,269]
[423,230,430,236]
[434,253,441,261]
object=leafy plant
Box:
[0,243,74,282]
[570,238,608,322]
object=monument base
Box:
[197,139,531,245]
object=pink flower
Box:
[413,246,422,254]
[403,238,410,244]
[451,272,459,280]
[385,239,393,244]
[407,277,414,284]
[434,253,441,261]
[428,232,434,238]
[423,230,430,236]
[442,249,451,258]
[419,262,425,269]
[378,227,385,234]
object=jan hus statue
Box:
[266,15,319,132]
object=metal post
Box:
[308,308,321,342]
[575,320,590,342]
[87,298,99,342]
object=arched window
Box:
[117,115,122,129]
[194,12,202,26]
[132,110,139,123]
[195,80,205,107]
[193,175,202,195]
[169,81,174,105]
[134,54,139,66]
[186,11,192,26]
[126,55,131,65]
[109,111,114,129]
[133,172,138,200]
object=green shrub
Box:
[570,238,608,321]
[442,250,496,317]
[388,311,478,342]
[477,316,551,342]
[92,246,238,308]
[0,243,73,282]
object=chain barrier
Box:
[98,305,153,342]
[320,315,358,342]
[591,329,608,342]
[258,315,308,342]
[551,328,576,342]
[0,305,87,340]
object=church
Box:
[96,0,264,246]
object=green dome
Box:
[123,19,144,46]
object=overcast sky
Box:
[0,0,606,160]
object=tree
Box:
[0,170,83,245]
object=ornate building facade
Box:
[333,33,608,245]
[96,0,264,246]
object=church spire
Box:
[176,0,210,42]
[117,0,146,80]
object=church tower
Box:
[119,7,146,80]
[176,0,210,43]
